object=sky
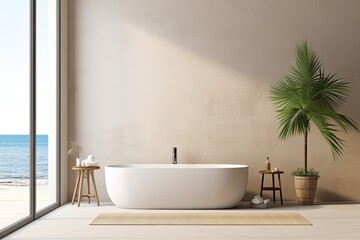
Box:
[0,0,55,134]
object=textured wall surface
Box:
[68,0,360,202]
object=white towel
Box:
[82,159,99,167]
[85,160,99,167]
[251,194,264,204]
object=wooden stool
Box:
[71,166,100,207]
[259,170,284,205]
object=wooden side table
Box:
[259,170,284,205]
[71,166,100,207]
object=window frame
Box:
[0,0,61,237]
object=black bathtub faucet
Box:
[172,147,177,164]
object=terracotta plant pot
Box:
[294,176,318,205]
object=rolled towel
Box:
[85,160,99,167]
[252,194,264,204]
[88,155,95,162]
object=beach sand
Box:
[0,184,52,230]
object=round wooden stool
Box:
[71,166,100,207]
[259,170,284,205]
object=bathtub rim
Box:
[105,164,248,169]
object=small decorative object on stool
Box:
[76,157,81,167]
[81,155,99,167]
[265,156,271,171]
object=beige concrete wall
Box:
[68,0,360,202]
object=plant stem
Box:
[304,130,308,174]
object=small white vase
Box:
[76,157,81,167]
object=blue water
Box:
[0,135,48,185]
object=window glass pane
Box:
[36,0,57,211]
[0,0,30,230]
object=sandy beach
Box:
[0,184,51,230]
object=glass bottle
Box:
[265,156,271,171]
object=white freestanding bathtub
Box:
[105,164,248,209]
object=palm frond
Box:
[277,107,309,139]
[308,112,345,158]
[337,114,360,133]
[311,71,349,109]
[292,41,322,86]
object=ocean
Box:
[0,135,48,186]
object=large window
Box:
[0,0,60,237]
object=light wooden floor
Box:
[4,202,360,239]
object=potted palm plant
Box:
[269,41,359,205]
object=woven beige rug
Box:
[90,212,311,225]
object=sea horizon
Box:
[0,134,48,186]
